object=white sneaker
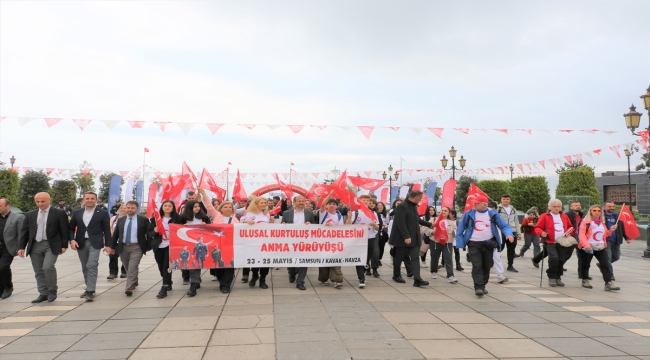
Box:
[447,276,458,283]
[273,267,280,270]
[498,276,508,284]
[320,281,330,286]
[334,282,343,288]
[420,261,427,268]
[211,275,218,281]
[431,273,438,279]
[358,280,366,288]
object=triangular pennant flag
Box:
[428,128,444,138]
[388,127,400,131]
[453,128,470,134]
[559,130,573,133]
[593,149,602,155]
[516,164,523,173]
[154,122,169,132]
[103,120,120,129]
[564,155,572,163]
[119,171,129,177]
[311,172,320,178]
[206,123,224,135]
[411,127,423,134]
[57,169,67,175]
[517,129,533,135]
[608,145,621,158]
[44,118,63,128]
[584,152,593,159]
[73,119,92,130]
[128,121,145,128]
[93,170,103,176]
[364,171,372,177]
[266,124,282,130]
[337,126,352,131]
[288,125,304,134]
[494,129,508,134]
[357,126,374,140]
[574,153,584,164]
[580,129,599,134]
[177,122,195,135]
[18,117,34,126]
[241,173,248,179]
[45,168,55,175]
[539,160,546,169]
[239,124,256,130]
[311,125,327,130]
[250,173,257,178]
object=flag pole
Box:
[226,164,230,201]
[289,162,292,185]
[141,149,146,213]
[400,157,403,186]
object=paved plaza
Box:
[0,241,648,360]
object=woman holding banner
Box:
[242,197,275,289]
[147,200,182,299]
[179,200,211,297]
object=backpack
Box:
[320,211,342,224]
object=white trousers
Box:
[492,249,504,276]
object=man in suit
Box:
[108,200,150,296]
[192,238,208,268]
[0,199,24,299]
[17,192,69,303]
[282,195,315,290]
[69,192,112,301]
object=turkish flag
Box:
[169,173,189,201]
[146,183,158,217]
[464,183,488,213]
[433,215,448,244]
[347,189,377,221]
[305,183,332,207]
[331,170,349,201]
[348,176,387,191]
[232,170,247,202]
[619,204,641,239]
[181,161,198,188]
[269,200,282,216]
[169,223,235,269]
[198,168,226,201]
[149,198,167,240]
[273,173,294,200]
[440,179,457,209]
[160,174,175,201]
[417,193,429,216]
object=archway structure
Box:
[250,184,310,197]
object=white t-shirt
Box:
[551,213,564,239]
[350,210,378,239]
[502,206,512,216]
[160,217,171,248]
[320,211,344,225]
[186,217,203,225]
[242,212,270,224]
[587,221,606,245]
[469,211,493,241]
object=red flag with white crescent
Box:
[417,193,429,216]
[348,176,386,191]
[331,170,349,201]
[619,204,641,239]
[198,168,226,201]
[305,183,332,207]
[464,183,488,213]
[348,189,377,221]
[433,216,448,244]
[149,198,167,240]
[269,200,283,216]
[273,173,294,200]
[232,169,248,202]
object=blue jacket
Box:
[456,209,514,249]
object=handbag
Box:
[592,243,605,251]
[555,235,578,247]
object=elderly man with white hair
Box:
[533,199,574,287]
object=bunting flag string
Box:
[1,116,624,141]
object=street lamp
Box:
[9,156,16,170]
[382,165,399,207]
[332,166,340,177]
[624,149,633,208]
[509,164,514,181]
[441,146,466,180]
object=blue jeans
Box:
[606,241,620,277]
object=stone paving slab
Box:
[0,240,647,359]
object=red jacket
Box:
[534,211,572,244]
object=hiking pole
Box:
[539,257,544,287]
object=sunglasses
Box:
[591,209,602,212]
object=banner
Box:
[169,223,367,269]
[107,175,123,213]
[440,179,457,208]
[135,180,144,205]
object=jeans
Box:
[501,233,518,267]
[76,240,101,292]
[520,234,540,257]
[467,241,494,290]
[606,241,620,277]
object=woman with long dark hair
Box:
[241,197,275,289]
[179,200,211,297]
[429,206,458,283]
[147,200,181,299]
[420,206,437,268]
[376,202,388,266]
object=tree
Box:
[49,180,78,207]
[98,173,122,202]
[636,152,649,173]
[556,160,595,175]
[19,171,51,211]
[476,179,510,202]
[0,169,20,207]
[555,167,601,205]
[455,175,478,210]
[71,160,96,197]
[509,176,550,213]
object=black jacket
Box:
[566,210,584,239]
[69,207,112,250]
[147,214,182,250]
[19,207,70,255]
[388,199,432,247]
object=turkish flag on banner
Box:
[440,179,457,209]
[149,198,167,239]
[232,170,248,202]
[417,193,429,216]
[306,183,332,207]
[273,173,294,200]
[348,176,387,191]
[169,223,235,269]
[347,189,377,221]
[146,183,158,217]
[198,168,226,201]
[331,170,349,201]
[464,183,488,213]
[619,204,641,240]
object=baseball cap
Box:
[473,195,488,204]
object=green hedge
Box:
[509,176,550,213]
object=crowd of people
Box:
[0,188,635,303]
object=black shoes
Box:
[220,286,230,294]
[107,273,117,280]
[392,276,406,283]
[289,274,296,283]
[406,272,413,278]
[259,280,269,289]
[507,266,519,273]
[32,294,48,303]
[1,287,13,299]
[241,276,248,283]
[456,265,464,271]
[85,292,94,302]
[183,278,190,285]
[413,279,429,287]
[365,269,371,276]
[532,259,539,268]
[157,286,168,299]
[47,293,57,302]
[296,284,306,290]
[475,289,484,296]
[187,283,198,297]
[120,273,127,278]
[80,291,88,298]
[372,269,380,277]
[249,276,259,287]
[166,284,173,291]
[556,278,565,287]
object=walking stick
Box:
[539,257,544,287]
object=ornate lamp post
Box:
[509,164,514,181]
[382,165,399,207]
[9,156,16,171]
[440,146,466,180]
[623,149,633,208]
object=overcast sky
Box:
[1,0,649,195]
